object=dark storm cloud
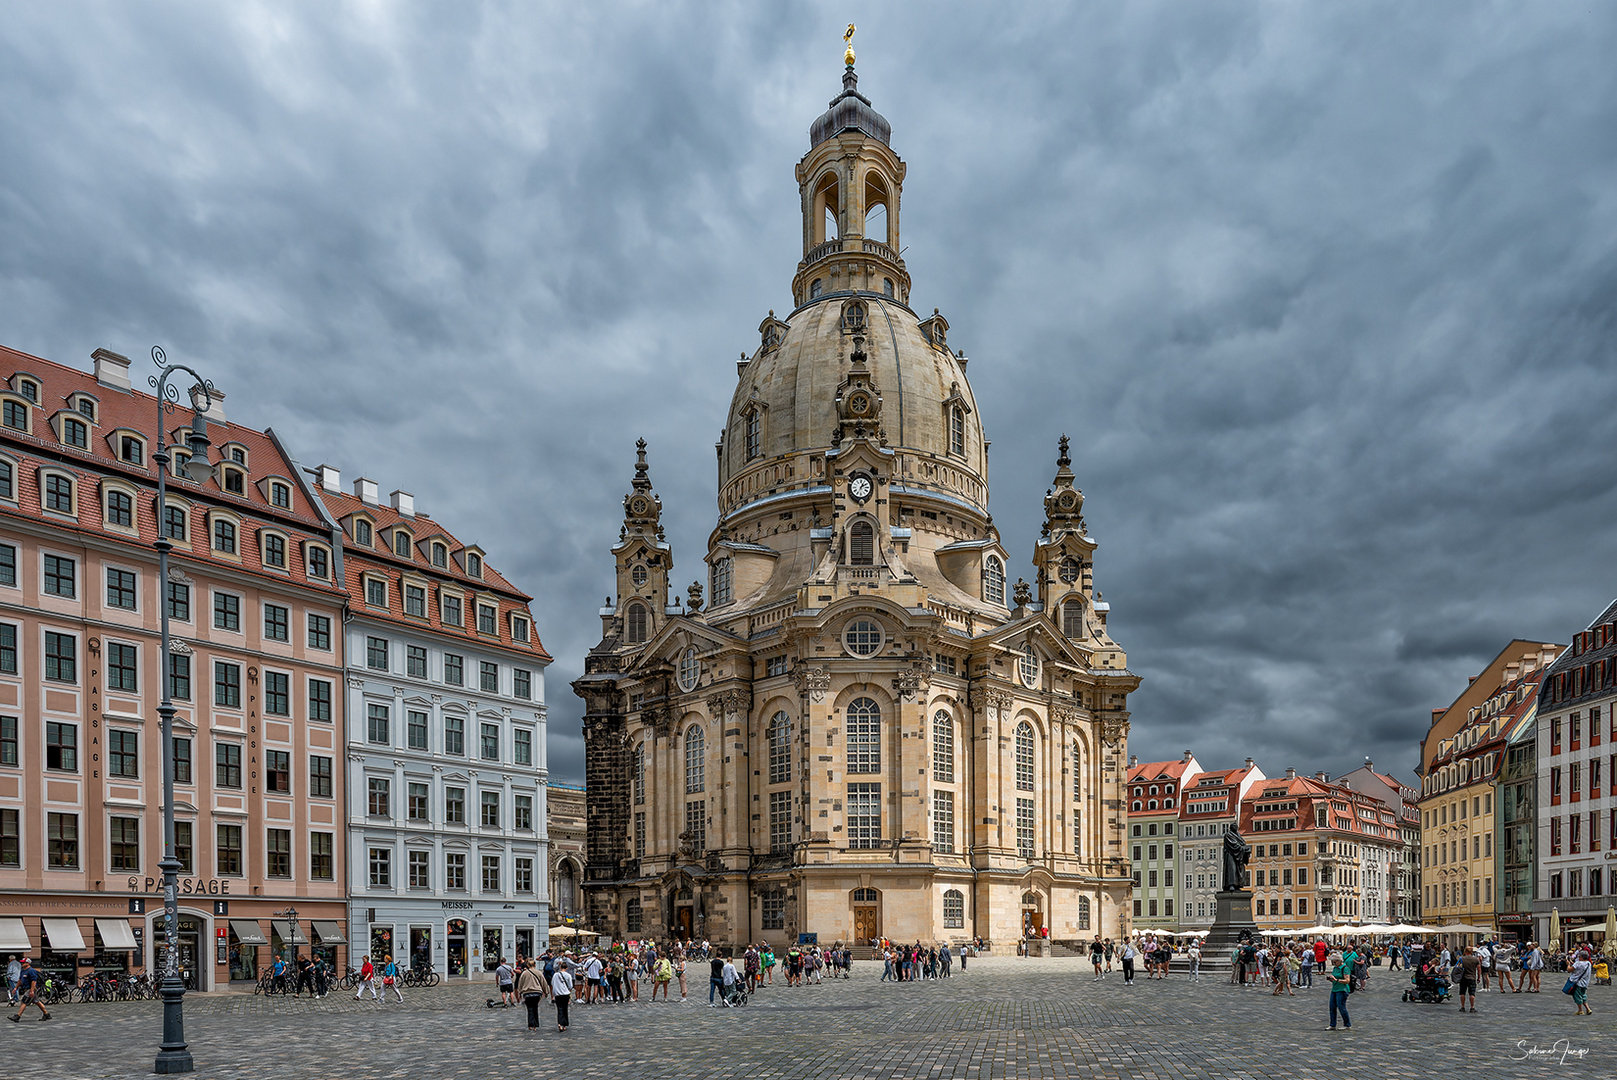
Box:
[4,2,1617,785]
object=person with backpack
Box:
[1239,941,1258,987]
[1327,951,1352,1030]
[353,955,377,1001]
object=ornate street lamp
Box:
[149,346,218,1075]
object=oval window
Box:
[1019,642,1039,688]
[678,647,700,692]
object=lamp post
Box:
[149,346,219,1075]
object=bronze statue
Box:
[1222,823,1251,891]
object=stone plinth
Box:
[1201,890,1258,958]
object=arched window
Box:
[1072,742,1083,802]
[849,521,874,566]
[942,889,964,929]
[633,745,645,805]
[685,726,705,793]
[932,710,954,783]
[1148,800,1158,810]
[555,863,576,914]
[1059,557,1081,583]
[810,278,823,300]
[984,556,1005,606]
[678,647,700,692]
[1077,895,1091,930]
[1015,721,1035,792]
[852,887,878,903]
[768,711,792,785]
[213,517,236,554]
[846,698,880,773]
[625,897,642,934]
[1062,597,1084,638]
[625,603,648,644]
[711,557,733,606]
[1132,800,1142,811]
[745,408,761,460]
[883,277,894,298]
[951,406,966,457]
[394,530,412,558]
[864,202,888,243]
[1019,643,1039,688]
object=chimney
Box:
[390,489,415,517]
[190,384,225,422]
[1503,662,1520,685]
[1244,757,1254,769]
[1542,645,1561,667]
[315,465,342,494]
[1129,755,1138,768]
[91,348,131,391]
[354,477,379,505]
[1286,767,1296,780]
[1431,708,1445,725]
[1316,771,1329,782]
[1182,750,1194,764]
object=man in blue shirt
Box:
[7,958,48,1022]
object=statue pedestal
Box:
[1201,890,1258,958]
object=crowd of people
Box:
[876,940,963,981]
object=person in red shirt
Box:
[1313,939,1328,967]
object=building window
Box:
[212,518,236,554]
[516,726,535,766]
[634,811,646,858]
[221,467,245,495]
[442,594,463,627]
[514,668,532,700]
[480,723,499,761]
[849,521,874,565]
[309,679,332,722]
[445,853,466,890]
[214,661,241,707]
[61,415,88,448]
[368,777,391,817]
[215,742,241,788]
[306,544,329,578]
[307,613,331,650]
[481,790,500,828]
[0,624,12,675]
[745,407,761,459]
[403,584,426,618]
[1015,720,1035,791]
[1062,598,1084,638]
[437,786,462,826]
[847,698,881,773]
[1019,643,1039,687]
[984,556,1005,606]
[102,815,140,874]
[514,794,533,830]
[511,616,530,643]
[466,552,482,578]
[943,888,964,928]
[43,633,76,684]
[0,543,12,585]
[768,711,793,784]
[265,828,291,878]
[310,756,333,798]
[481,855,501,892]
[432,543,447,568]
[105,489,134,528]
[480,661,499,693]
[407,645,427,679]
[268,481,291,508]
[262,533,286,569]
[0,715,15,767]
[43,554,76,597]
[264,749,290,793]
[685,800,706,856]
[678,648,701,693]
[44,474,75,515]
[1,808,19,866]
[844,619,882,657]
[712,558,732,606]
[367,704,390,745]
[933,710,955,783]
[264,603,289,642]
[444,653,464,686]
[47,812,78,868]
[369,847,392,888]
[366,577,387,607]
[107,642,138,692]
[761,893,785,930]
[408,850,430,889]
[166,581,190,621]
[353,519,371,546]
[847,783,881,849]
[217,824,242,875]
[686,725,706,792]
[394,530,412,558]
[108,728,138,777]
[2,400,26,431]
[163,505,187,541]
[366,636,388,670]
[625,603,649,644]
[770,789,793,853]
[444,716,464,756]
[407,782,430,822]
[1017,797,1035,861]
[933,790,955,853]
[516,857,534,893]
[213,592,240,631]
[168,654,190,701]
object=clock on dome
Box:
[849,474,873,503]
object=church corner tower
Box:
[576,33,1140,948]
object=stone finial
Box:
[1013,578,1032,607]
[687,581,704,613]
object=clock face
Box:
[848,392,869,416]
[630,497,649,516]
[849,475,873,502]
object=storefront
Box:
[351,899,547,982]
[0,895,148,991]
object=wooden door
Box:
[854,907,878,945]
[676,907,694,939]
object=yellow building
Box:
[573,54,1139,949]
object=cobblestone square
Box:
[8,957,1614,1079]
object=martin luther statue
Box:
[1222,823,1251,891]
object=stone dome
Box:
[717,294,987,524]
[809,68,891,149]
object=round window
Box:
[1019,642,1039,687]
[844,619,883,657]
[1059,557,1080,583]
[632,565,648,587]
[678,647,700,692]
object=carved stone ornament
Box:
[1013,578,1032,607]
[984,688,1014,713]
[168,639,194,656]
[891,662,928,702]
[1051,705,1081,727]
[794,665,832,703]
[706,689,750,719]
[1102,719,1129,747]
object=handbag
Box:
[1562,977,1576,995]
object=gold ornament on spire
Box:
[844,23,856,67]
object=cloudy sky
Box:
[5,2,1617,786]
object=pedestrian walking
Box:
[496,957,515,1008]
[7,958,48,1023]
[5,955,19,1007]
[552,958,574,1032]
[1568,949,1593,1016]
[1271,947,1294,996]
[1090,936,1105,981]
[354,955,377,1000]
[1121,940,1137,985]
[1523,942,1543,992]
[1456,946,1480,1013]
[516,959,546,1030]
[382,955,403,1003]
[1327,951,1351,1030]
[1187,938,1202,983]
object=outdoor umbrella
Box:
[550,926,599,939]
[1550,908,1561,948]
[1602,906,1617,959]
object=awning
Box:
[94,919,138,950]
[229,920,269,946]
[271,920,309,945]
[312,921,347,945]
[40,917,86,951]
[0,918,31,952]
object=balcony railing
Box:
[804,239,844,266]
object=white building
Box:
[311,468,551,979]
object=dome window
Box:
[810,278,823,300]
[1020,643,1040,688]
[841,301,866,332]
[883,277,894,298]
[1062,597,1084,638]
[984,556,1005,606]
[625,602,649,644]
[849,521,874,565]
[844,619,882,657]
[950,406,966,457]
[711,557,732,606]
[745,407,761,460]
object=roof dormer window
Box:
[14,379,38,404]
[61,416,88,449]
[270,481,291,508]
[118,434,144,465]
[431,542,447,568]
[75,397,96,422]
[230,446,247,466]
[511,615,530,643]
[2,400,27,432]
[466,552,482,579]
[393,530,412,558]
[220,466,245,495]
[354,519,372,546]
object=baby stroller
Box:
[1402,964,1451,1004]
[722,981,749,1007]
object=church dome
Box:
[809,68,891,149]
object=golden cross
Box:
[844,24,856,67]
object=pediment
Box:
[631,615,746,669]
[976,612,1092,670]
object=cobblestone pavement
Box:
[7,957,1614,1079]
